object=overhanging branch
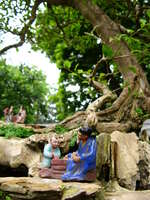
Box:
[0,0,42,56]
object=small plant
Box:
[55,124,69,134]
[5,196,11,200]
[0,124,34,138]
[135,107,150,120]
[135,107,144,117]
[69,132,77,148]
[0,191,12,200]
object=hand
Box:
[51,153,54,158]
[72,152,77,157]
[53,156,59,160]
[64,154,68,160]
[72,154,80,162]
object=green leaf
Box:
[129,66,136,73]
[77,69,84,74]
[140,19,146,28]
[135,107,144,116]
[6,196,12,200]
[146,9,150,18]
[102,44,113,58]
[64,60,71,69]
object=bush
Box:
[0,191,12,200]
[55,124,69,134]
[69,131,77,148]
[0,124,34,138]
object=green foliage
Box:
[135,107,150,120]
[55,124,69,134]
[5,196,11,200]
[0,60,50,123]
[135,107,144,117]
[102,45,113,59]
[69,132,77,149]
[0,191,2,197]
[33,5,101,121]
[0,124,34,138]
[99,73,107,85]
[118,32,150,68]
[129,66,137,74]
[0,191,12,200]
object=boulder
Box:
[138,141,150,189]
[96,133,111,181]
[0,177,101,200]
[96,131,139,190]
[26,129,78,154]
[105,190,150,200]
[111,131,139,190]
[0,137,42,177]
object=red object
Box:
[51,165,66,171]
[51,159,67,165]
[39,158,96,181]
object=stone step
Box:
[0,177,101,200]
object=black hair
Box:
[79,127,93,137]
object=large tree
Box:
[0,0,150,133]
[0,60,50,123]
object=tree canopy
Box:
[0,0,150,130]
[0,60,50,123]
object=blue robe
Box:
[41,143,61,168]
[62,137,97,181]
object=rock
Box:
[0,137,42,177]
[111,131,139,190]
[138,141,150,189]
[26,129,78,155]
[105,190,150,200]
[96,133,111,181]
[105,180,150,200]
[96,131,139,190]
[0,177,101,200]
[0,129,78,177]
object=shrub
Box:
[0,124,34,138]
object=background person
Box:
[3,106,13,123]
[16,106,26,123]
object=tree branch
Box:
[90,56,108,78]
[46,0,73,7]
[0,0,42,56]
[86,79,117,127]
[96,77,136,116]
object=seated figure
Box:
[3,106,13,123]
[61,126,97,181]
[15,106,26,123]
[40,135,61,168]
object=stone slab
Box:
[0,177,101,200]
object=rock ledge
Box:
[0,177,101,200]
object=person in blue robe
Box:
[62,126,97,181]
